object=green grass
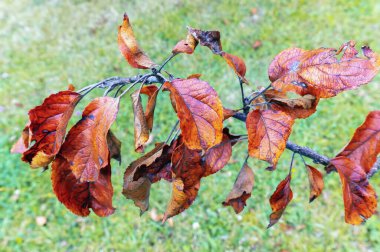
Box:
[1,0,380,251]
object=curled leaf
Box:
[118,13,155,69]
[22,91,81,168]
[268,174,293,228]
[330,157,377,225]
[246,109,294,169]
[131,90,150,153]
[107,130,121,164]
[269,42,379,98]
[172,33,198,54]
[140,85,159,132]
[164,137,204,221]
[221,52,248,84]
[59,97,119,182]
[123,141,177,214]
[11,122,31,154]
[222,163,254,214]
[334,111,380,174]
[52,155,114,217]
[188,27,222,55]
[163,78,223,150]
[306,165,324,202]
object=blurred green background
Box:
[1,0,380,251]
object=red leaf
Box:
[59,97,119,182]
[223,163,254,214]
[163,78,224,150]
[52,155,114,217]
[131,89,150,153]
[118,13,156,69]
[330,157,377,224]
[306,165,324,202]
[246,109,294,169]
[268,174,293,228]
[335,111,380,174]
[269,42,379,98]
[172,33,198,54]
[107,130,122,164]
[22,91,80,168]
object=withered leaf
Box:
[131,90,150,153]
[265,90,319,119]
[269,42,379,98]
[330,156,377,225]
[107,130,121,164]
[118,13,156,69]
[268,174,293,228]
[223,107,237,120]
[52,155,115,217]
[123,142,176,214]
[203,128,238,177]
[140,85,159,132]
[334,111,380,174]
[188,27,222,55]
[221,52,249,84]
[172,33,198,55]
[164,137,204,221]
[22,91,81,168]
[163,78,223,150]
[59,97,119,182]
[222,163,254,214]
[246,109,294,169]
[11,122,31,154]
[306,165,324,203]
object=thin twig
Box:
[165,120,180,144]
[247,84,271,104]
[158,53,177,72]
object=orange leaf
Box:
[223,107,237,120]
[246,109,294,169]
[52,155,114,217]
[221,52,248,84]
[330,157,377,225]
[222,163,254,214]
[188,27,222,55]
[203,128,238,177]
[163,78,223,150]
[335,111,380,174]
[268,174,293,228]
[11,122,31,154]
[118,13,155,69]
[22,91,81,168]
[269,42,379,98]
[164,137,204,220]
[172,33,198,54]
[59,97,119,182]
[306,165,324,202]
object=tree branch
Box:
[89,74,379,178]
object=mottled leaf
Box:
[172,33,198,54]
[118,13,156,69]
[163,78,223,150]
[22,91,81,168]
[269,42,379,98]
[223,163,254,214]
[188,27,222,55]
